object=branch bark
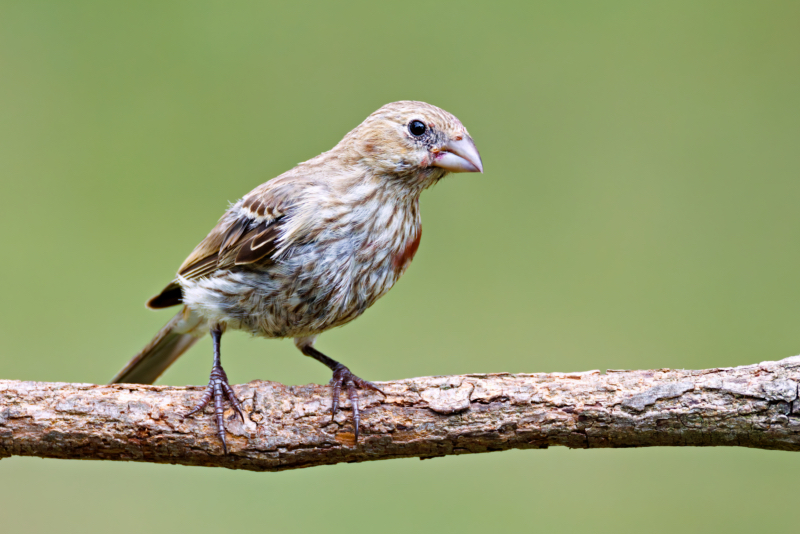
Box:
[2,356,800,471]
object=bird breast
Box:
[392,229,422,275]
[182,189,422,339]
[277,191,422,335]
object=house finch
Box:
[111,101,483,453]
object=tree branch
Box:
[2,356,800,471]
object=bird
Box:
[110,101,483,453]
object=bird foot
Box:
[184,363,245,454]
[329,364,385,442]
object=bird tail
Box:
[110,307,206,385]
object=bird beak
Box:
[432,136,484,173]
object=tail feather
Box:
[110,308,205,385]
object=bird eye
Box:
[408,120,427,137]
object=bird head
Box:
[342,101,483,187]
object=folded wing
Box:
[146,193,287,309]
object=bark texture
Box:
[2,356,800,471]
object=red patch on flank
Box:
[393,228,422,274]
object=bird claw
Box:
[184,363,245,454]
[329,364,385,442]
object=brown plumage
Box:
[111,101,483,453]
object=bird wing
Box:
[146,188,290,309]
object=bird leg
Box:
[300,345,385,441]
[184,325,245,454]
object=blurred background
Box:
[1,0,799,532]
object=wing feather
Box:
[147,281,183,309]
[145,186,292,309]
[234,223,281,265]
[220,216,250,251]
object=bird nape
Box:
[110,101,484,454]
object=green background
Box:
[2,1,799,532]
